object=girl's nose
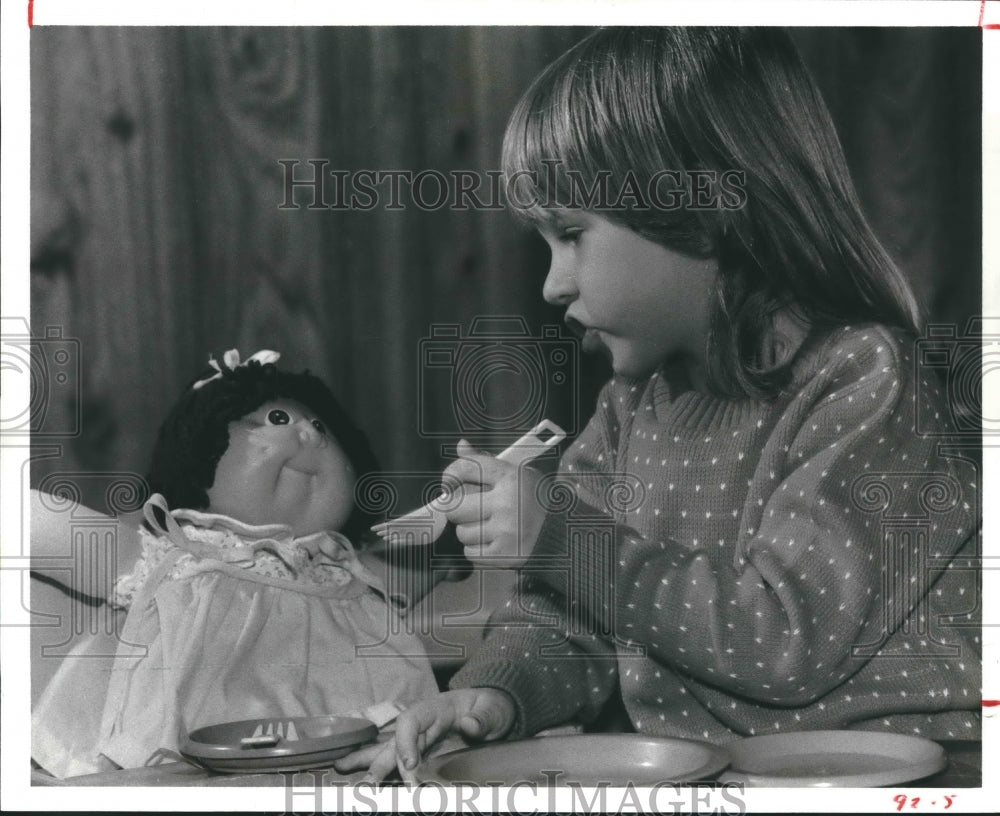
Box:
[542,256,578,306]
[296,419,326,447]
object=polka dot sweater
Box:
[450,325,981,743]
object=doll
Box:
[31,350,439,778]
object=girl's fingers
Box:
[441,456,484,486]
[394,705,454,771]
[445,486,489,526]
[463,689,517,740]
[455,520,505,551]
[397,758,419,785]
[362,725,446,784]
[453,522,480,545]
[362,740,402,784]
[454,438,478,459]
[395,727,446,783]
[459,712,501,740]
[348,690,515,785]
[398,730,430,782]
[333,738,392,773]
[392,708,428,770]
[443,440,511,487]
[443,457,504,489]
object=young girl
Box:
[31,349,439,778]
[344,27,982,781]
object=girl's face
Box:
[206,399,356,536]
[537,209,718,384]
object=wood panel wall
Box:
[29,27,981,513]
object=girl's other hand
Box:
[332,687,516,783]
[442,440,546,568]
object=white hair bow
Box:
[192,348,281,390]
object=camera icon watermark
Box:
[19,471,149,658]
[526,471,647,659]
[353,469,473,660]
[849,470,979,659]
[418,316,579,442]
[914,317,1000,436]
[1,316,81,437]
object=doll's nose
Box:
[296,419,327,447]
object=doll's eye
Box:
[311,419,327,435]
[266,409,292,426]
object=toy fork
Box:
[370,420,566,545]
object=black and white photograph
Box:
[2,1,995,812]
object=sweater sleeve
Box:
[448,381,628,737]
[526,331,976,706]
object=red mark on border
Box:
[28,0,33,28]
[981,1,1000,29]
[984,700,1000,707]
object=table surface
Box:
[32,739,981,788]
[918,740,981,788]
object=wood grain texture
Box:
[31,28,198,495]
[180,27,329,372]
[792,28,981,328]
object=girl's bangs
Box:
[501,54,600,221]
[501,33,694,238]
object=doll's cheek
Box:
[245,428,295,457]
[246,426,277,446]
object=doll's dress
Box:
[31,494,438,778]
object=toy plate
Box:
[717,730,947,787]
[180,715,378,773]
[416,734,729,786]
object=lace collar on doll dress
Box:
[141,493,383,591]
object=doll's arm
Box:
[30,489,143,600]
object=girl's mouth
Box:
[565,315,587,338]
[566,315,606,355]
[581,328,605,354]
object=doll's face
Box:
[206,399,356,536]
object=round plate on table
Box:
[717,730,947,787]
[416,734,729,786]
[180,715,378,774]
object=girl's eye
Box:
[266,409,292,425]
[557,227,583,245]
[311,419,327,435]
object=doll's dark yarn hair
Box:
[147,359,381,540]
